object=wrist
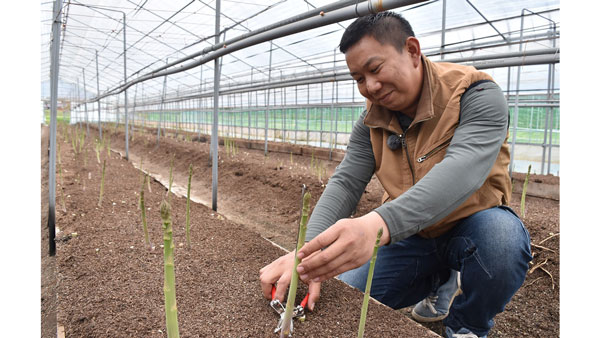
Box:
[361,212,390,246]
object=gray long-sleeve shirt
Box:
[305,80,508,244]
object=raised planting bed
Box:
[42,124,559,337]
[43,125,438,337]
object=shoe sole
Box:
[411,287,463,323]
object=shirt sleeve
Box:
[305,109,376,242]
[374,81,509,244]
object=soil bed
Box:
[42,124,559,337]
[43,125,437,337]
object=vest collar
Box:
[363,55,436,134]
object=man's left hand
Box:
[296,212,390,283]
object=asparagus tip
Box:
[160,200,171,220]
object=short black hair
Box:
[339,11,415,54]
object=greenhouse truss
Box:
[41,0,560,252]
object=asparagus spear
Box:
[185,164,193,246]
[280,191,311,338]
[520,164,532,217]
[357,228,384,338]
[139,174,150,246]
[98,159,106,207]
[160,200,180,338]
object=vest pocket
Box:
[416,137,452,163]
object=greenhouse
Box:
[37,0,560,337]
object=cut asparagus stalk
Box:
[138,157,144,210]
[140,174,150,246]
[520,164,532,217]
[185,164,193,246]
[280,191,311,338]
[98,159,106,207]
[357,228,383,338]
[160,200,180,338]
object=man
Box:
[259,11,531,338]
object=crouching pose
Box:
[259,11,531,338]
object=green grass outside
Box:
[44,110,71,124]
[82,103,561,146]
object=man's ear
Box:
[405,37,421,67]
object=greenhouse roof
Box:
[40,0,560,101]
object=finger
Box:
[259,259,284,299]
[297,225,341,260]
[297,239,348,278]
[307,281,321,311]
[259,252,295,299]
[300,253,351,283]
[275,275,291,302]
[313,260,360,283]
[259,268,279,299]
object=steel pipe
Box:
[211,0,221,211]
[90,0,428,101]
[48,0,63,256]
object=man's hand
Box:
[295,212,390,283]
[259,250,321,311]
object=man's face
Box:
[346,35,422,115]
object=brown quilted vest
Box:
[364,56,512,238]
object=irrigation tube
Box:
[143,50,559,105]
[123,51,559,122]
[424,30,558,58]
[150,0,366,76]
[142,47,559,104]
[441,48,559,64]
[92,0,428,101]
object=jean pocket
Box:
[447,237,492,279]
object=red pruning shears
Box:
[270,285,309,334]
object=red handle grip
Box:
[271,285,276,300]
[300,293,309,308]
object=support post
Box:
[211,0,221,211]
[441,0,447,60]
[77,78,82,128]
[320,82,324,148]
[306,84,310,145]
[95,50,102,139]
[123,13,129,160]
[47,0,63,256]
[330,48,338,160]
[295,85,298,144]
[248,68,253,139]
[509,11,525,177]
[198,65,203,138]
[158,63,168,145]
[264,40,273,156]
[83,68,89,137]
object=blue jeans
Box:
[339,206,532,337]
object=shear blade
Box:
[274,316,293,334]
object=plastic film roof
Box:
[40,0,560,102]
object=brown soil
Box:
[41,124,559,337]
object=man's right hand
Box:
[259,250,321,311]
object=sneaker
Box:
[445,327,487,338]
[411,270,461,322]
